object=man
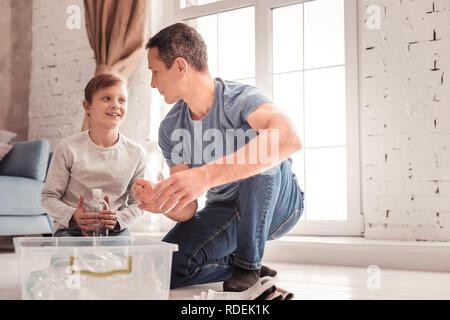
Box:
[134,23,304,291]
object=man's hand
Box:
[132,179,166,214]
[98,196,118,231]
[152,166,209,218]
[133,166,206,222]
[72,195,101,236]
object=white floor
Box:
[2,250,450,300]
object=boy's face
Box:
[147,47,184,104]
[84,83,128,129]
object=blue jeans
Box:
[53,228,130,237]
[163,158,304,289]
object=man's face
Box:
[147,47,183,104]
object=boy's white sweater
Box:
[41,130,147,234]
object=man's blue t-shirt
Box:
[158,77,272,202]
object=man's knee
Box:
[169,251,196,289]
[163,232,194,288]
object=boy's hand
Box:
[72,195,101,236]
[98,196,118,230]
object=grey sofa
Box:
[0,139,53,235]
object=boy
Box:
[42,73,147,237]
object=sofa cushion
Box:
[0,143,13,161]
[0,139,50,182]
[0,176,46,216]
[0,215,52,235]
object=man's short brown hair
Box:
[146,23,208,72]
[84,73,127,104]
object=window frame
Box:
[167,0,362,236]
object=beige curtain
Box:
[81,0,150,131]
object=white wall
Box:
[359,0,450,241]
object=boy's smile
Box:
[105,109,122,120]
[106,112,120,117]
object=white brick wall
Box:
[360,0,450,241]
[29,0,93,147]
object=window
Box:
[167,0,361,236]
[184,6,256,84]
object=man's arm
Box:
[153,103,301,216]
[205,102,302,186]
[164,164,198,222]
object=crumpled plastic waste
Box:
[193,276,294,300]
[25,249,165,300]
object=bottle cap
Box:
[92,189,102,199]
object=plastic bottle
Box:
[92,189,110,236]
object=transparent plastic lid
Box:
[13,236,178,252]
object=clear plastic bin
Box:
[13,236,178,300]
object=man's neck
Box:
[183,73,215,121]
[88,127,119,148]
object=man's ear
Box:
[174,57,188,74]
